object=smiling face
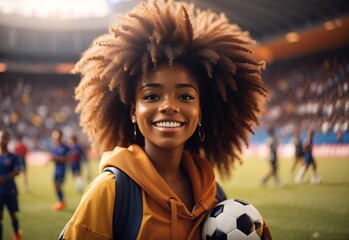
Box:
[132,64,201,150]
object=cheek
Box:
[135,102,154,128]
[187,104,201,126]
[193,101,201,119]
[193,109,201,123]
[135,102,149,117]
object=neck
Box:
[144,142,185,181]
[0,147,8,155]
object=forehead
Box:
[139,64,199,90]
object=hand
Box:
[0,176,4,185]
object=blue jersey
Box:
[304,139,314,164]
[69,145,86,164]
[0,153,19,194]
[51,144,70,176]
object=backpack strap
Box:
[215,182,227,202]
[104,167,143,240]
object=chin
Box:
[157,143,183,150]
[149,139,186,150]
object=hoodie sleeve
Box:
[61,172,116,240]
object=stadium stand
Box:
[0,48,349,149]
[1,48,348,149]
[0,73,82,150]
[258,48,349,144]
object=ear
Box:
[130,104,136,123]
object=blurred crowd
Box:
[0,74,83,150]
[262,50,349,138]
[1,50,348,150]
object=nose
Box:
[159,98,179,114]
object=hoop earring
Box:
[198,122,205,142]
[132,119,137,140]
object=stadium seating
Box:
[1,49,348,147]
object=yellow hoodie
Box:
[61,144,218,240]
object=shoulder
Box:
[7,152,16,158]
[63,144,70,151]
[74,172,117,212]
[77,145,84,151]
[8,153,18,161]
[0,153,18,166]
[84,172,116,198]
[66,172,116,239]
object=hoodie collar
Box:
[99,144,217,217]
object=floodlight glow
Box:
[285,32,300,43]
[334,19,342,27]
[324,21,336,30]
[0,0,111,19]
[0,63,7,73]
[109,0,132,4]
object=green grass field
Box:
[3,156,349,240]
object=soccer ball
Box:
[202,199,264,240]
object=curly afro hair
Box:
[73,0,267,177]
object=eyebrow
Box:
[140,83,198,91]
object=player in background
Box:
[68,135,87,192]
[0,130,21,240]
[290,128,304,176]
[337,130,343,143]
[13,135,29,192]
[49,129,70,211]
[295,129,321,185]
[261,127,282,187]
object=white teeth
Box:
[155,121,182,128]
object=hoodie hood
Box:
[99,144,217,218]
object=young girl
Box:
[60,1,270,239]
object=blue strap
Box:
[104,167,143,240]
[216,182,227,202]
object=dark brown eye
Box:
[178,94,194,101]
[144,94,160,101]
